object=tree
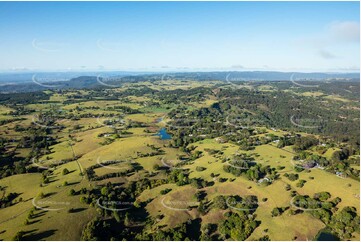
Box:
[219,212,257,240]
[37,192,45,199]
[62,168,70,175]
[113,211,121,223]
[101,187,109,196]
[198,201,207,215]
[12,231,25,241]
[124,212,131,226]
[194,191,204,202]
[314,192,331,201]
[213,195,227,210]
[296,180,306,188]
[285,184,291,191]
[271,207,282,217]
[196,166,206,172]
[329,206,360,239]
[69,189,76,196]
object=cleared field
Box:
[0,81,359,241]
[62,100,142,110]
[205,181,325,241]
[0,160,96,240]
[301,91,324,97]
[324,95,351,103]
[0,105,14,114]
[77,135,164,170]
[145,185,199,229]
[125,113,164,124]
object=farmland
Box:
[0,78,359,241]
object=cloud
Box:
[296,21,360,47]
[328,21,360,43]
[318,50,337,59]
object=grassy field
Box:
[0,84,359,241]
[0,161,96,240]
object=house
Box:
[98,133,113,138]
[315,164,325,170]
[215,137,226,143]
[258,177,272,184]
[336,172,347,178]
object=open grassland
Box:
[0,160,96,240]
[206,181,325,241]
[0,82,359,241]
[62,100,142,110]
[301,91,324,97]
[145,185,200,229]
[77,135,164,170]
[324,95,352,103]
[144,136,359,240]
[125,113,165,124]
[0,105,14,114]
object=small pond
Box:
[157,127,172,140]
[315,228,339,241]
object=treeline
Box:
[291,192,359,240]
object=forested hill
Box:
[0,71,359,93]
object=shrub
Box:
[62,168,70,175]
[196,166,206,172]
[296,180,306,188]
[160,188,172,195]
[69,189,76,196]
[284,173,299,181]
[213,195,227,210]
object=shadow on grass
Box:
[28,219,41,225]
[67,181,80,186]
[22,229,38,236]
[32,210,48,219]
[68,207,87,213]
[47,178,59,184]
[44,192,57,198]
[25,229,57,240]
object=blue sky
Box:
[0,1,359,72]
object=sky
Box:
[0,1,359,72]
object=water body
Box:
[315,228,339,241]
[157,127,172,140]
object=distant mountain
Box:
[0,71,359,93]
[0,76,98,93]
[159,71,360,81]
[106,71,359,83]
[0,71,149,85]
